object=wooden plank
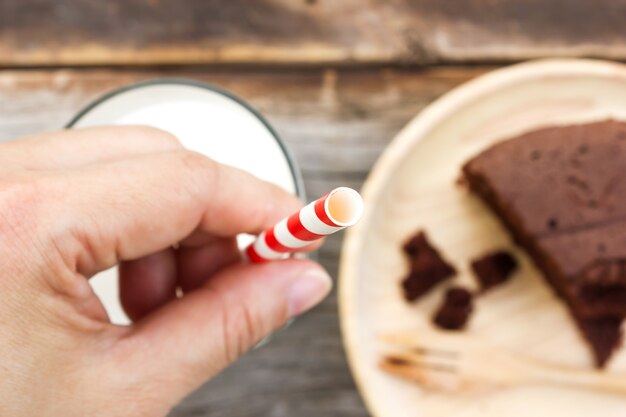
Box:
[0,66,482,416]
[1,1,625,66]
[0,66,484,169]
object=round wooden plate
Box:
[339,59,626,417]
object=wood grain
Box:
[1,0,626,66]
[0,66,481,416]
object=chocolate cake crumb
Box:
[471,251,518,292]
[433,287,474,330]
[402,232,431,257]
[401,232,456,302]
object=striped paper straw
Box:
[245,187,364,262]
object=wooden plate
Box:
[339,59,626,417]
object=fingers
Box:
[119,239,240,322]
[47,150,302,276]
[119,249,178,322]
[176,238,240,293]
[119,237,315,321]
[121,237,322,320]
[116,259,331,401]
[1,126,182,170]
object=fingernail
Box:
[287,269,332,318]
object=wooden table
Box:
[1,1,624,415]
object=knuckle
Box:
[178,149,215,171]
[222,302,259,364]
[127,125,183,150]
[203,284,267,368]
[175,150,218,191]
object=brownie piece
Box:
[403,232,430,257]
[433,287,474,330]
[401,232,456,302]
[574,315,624,368]
[471,251,518,292]
[463,120,626,366]
[463,120,626,318]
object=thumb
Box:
[115,259,331,404]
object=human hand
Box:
[0,126,331,416]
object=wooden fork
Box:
[379,330,626,394]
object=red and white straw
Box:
[245,187,364,263]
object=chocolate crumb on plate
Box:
[471,251,518,292]
[433,287,474,330]
[401,231,456,302]
[403,231,435,257]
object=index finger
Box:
[1,126,182,170]
[44,150,302,276]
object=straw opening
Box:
[325,187,364,227]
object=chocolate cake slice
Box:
[463,120,626,367]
